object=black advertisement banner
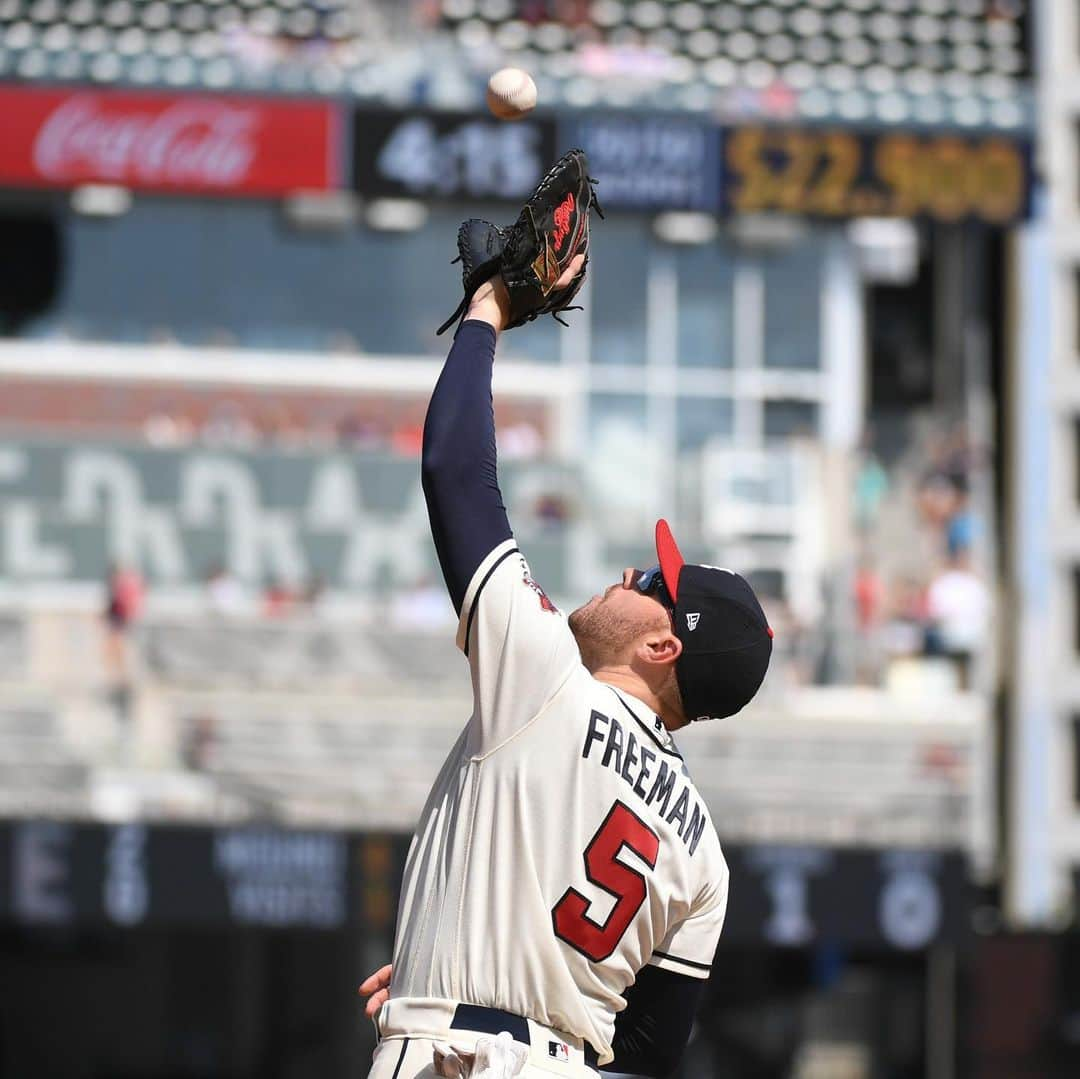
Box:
[351,108,557,203]
[0,819,968,950]
[722,846,970,952]
[4,821,357,931]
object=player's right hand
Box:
[358,963,393,1018]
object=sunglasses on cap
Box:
[634,566,674,611]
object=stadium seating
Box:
[0,0,385,90]
[0,606,990,851]
[164,678,986,847]
[0,703,91,818]
[442,0,1028,84]
[0,0,1030,124]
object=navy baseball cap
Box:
[655,519,773,722]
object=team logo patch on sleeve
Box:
[522,569,558,613]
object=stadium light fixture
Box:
[652,211,719,245]
[70,184,132,218]
[848,217,919,285]
[283,191,360,231]
[365,198,429,233]
[728,214,807,249]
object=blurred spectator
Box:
[945,477,981,559]
[390,575,453,631]
[853,435,888,533]
[851,553,885,685]
[554,0,591,25]
[925,549,990,690]
[205,563,247,616]
[916,469,958,532]
[262,577,296,619]
[853,553,885,634]
[534,492,570,530]
[940,426,976,489]
[881,575,927,664]
[302,574,327,611]
[104,562,144,640]
[181,714,219,772]
[102,563,144,731]
[265,402,305,449]
[143,402,194,446]
[499,421,543,460]
[759,594,814,689]
[202,401,258,447]
[338,412,387,449]
[391,418,425,457]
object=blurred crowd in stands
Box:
[850,420,990,693]
[96,398,992,702]
[142,399,548,460]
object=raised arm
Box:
[420,276,513,614]
[421,268,580,614]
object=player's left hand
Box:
[358,963,393,1018]
[437,148,601,335]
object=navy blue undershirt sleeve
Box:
[602,965,705,1078]
[421,319,514,615]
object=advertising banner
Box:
[719,126,1032,225]
[0,437,574,595]
[722,846,970,951]
[0,85,338,195]
[0,819,970,948]
[351,106,1031,224]
[559,113,721,212]
[352,107,558,202]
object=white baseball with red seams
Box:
[486,68,538,121]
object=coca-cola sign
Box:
[0,86,338,195]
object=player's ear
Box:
[639,631,682,668]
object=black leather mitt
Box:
[436,148,602,336]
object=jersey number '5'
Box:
[551,801,660,962]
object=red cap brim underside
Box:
[655,518,685,604]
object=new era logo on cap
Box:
[686,613,700,631]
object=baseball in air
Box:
[486,67,537,121]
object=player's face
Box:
[568,568,673,671]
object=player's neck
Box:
[592,669,687,731]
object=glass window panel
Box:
[676,396,733,451]
[586,393,654,533]
[763,238,823,370]
[22,202,565,360]
[590,216,648,366]
[675,242,735,368]
[764,400,819,439]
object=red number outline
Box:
[551,801,660,962]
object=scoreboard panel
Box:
[723,128,1030,225]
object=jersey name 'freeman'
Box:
[582,709,708,855]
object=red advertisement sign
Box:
[0,85,338,195]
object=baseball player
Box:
[363,152,773,1079]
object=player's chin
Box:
[567,600,595,633]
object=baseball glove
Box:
[436,148,603,336]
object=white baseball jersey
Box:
[387,539,728,1066]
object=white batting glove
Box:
[432,1031,528,1078]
